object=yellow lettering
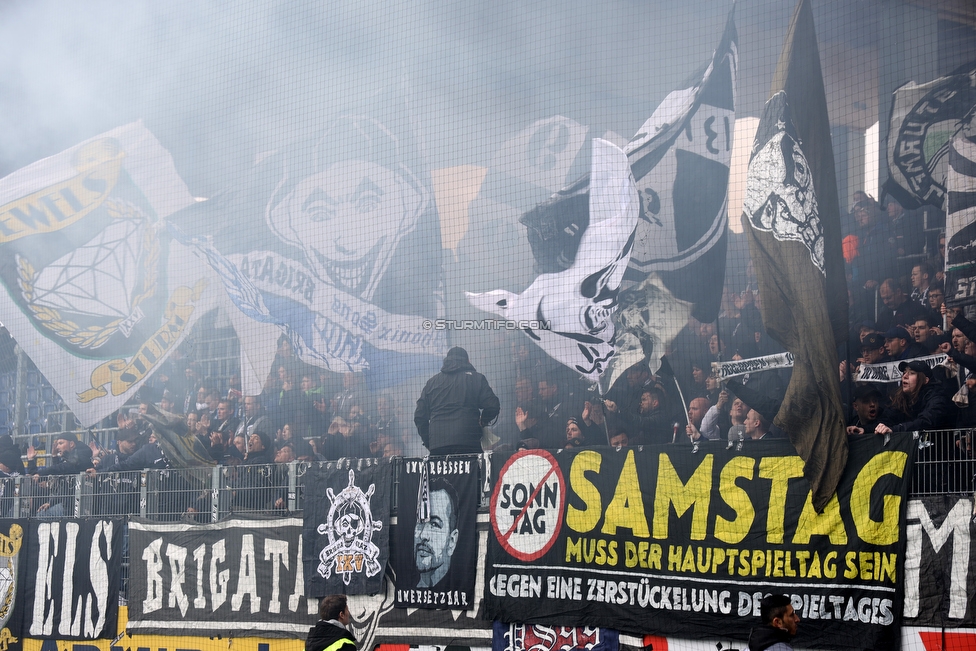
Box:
[792,493,847,545]
[714,456,755,544]
[567,451,603,533]
[851,450,908,545]
[758,456,804,544]
[601,450,650,537]
[653,453,713,540]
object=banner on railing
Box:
[126,517,317,637]
[903,496,976,627]
[392,456,481,609]
[304,458,392,597]
[23,519,123,641]
[484,434,916,651]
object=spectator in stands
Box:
[93,425,144,470]
[27,433,93,476]
[927,283,946,315]
[847,385,886,436]
[214,399,240,439]
[560,418,584,449]
[414,347,500,455]
[236,395,272,441]
[609,430,629,448]
[534,375,580,449]
[884,326,924,361]
[859,333,888,365]
[0,436,24,476]
[744,409,774,441]
[320,416,370,460]
[159,390,179,414]
[683,396,712,444]
[244,430,275,465]
[0,448,24,484]
[848,198,896,300]
[608,387,672,445]
[332,373,368,426]
[887,198,923,257]
[910,263,935,308]
[876,279,926,331]
[876,361,951,434]
[699,388,733,441]
[912,316,937,350]
[579,399,609,444]
[277,422,315,459]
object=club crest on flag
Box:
[0,524,22,646]
[0,123,217,425]
[316,469,384,585]
[743,91,824,273]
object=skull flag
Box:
[303,459,392,596]
[467,138,640,380]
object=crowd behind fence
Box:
[2,430,972,524]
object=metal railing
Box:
[2,429,971,522]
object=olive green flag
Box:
[741,0,848,511]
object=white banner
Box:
[0,122,222,426]
[854,354,950,384]
[711,351,795,379]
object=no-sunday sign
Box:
[490,449,565,561]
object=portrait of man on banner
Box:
[393,458,479,609]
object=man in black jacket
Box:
[306,594,357,651]
[415,347,500,455]
[747,593,800,650]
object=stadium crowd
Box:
[0,191,972,515]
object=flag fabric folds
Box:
[884,60,976,210]
[945,113,976,309]
[742,0,848,511]
[467,139,639,380]
[519,9,736,388]
[0,122,222,427]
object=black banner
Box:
[903,496,976,627]
[485,434,916,651]
[304,458,392,596]
[23,519,122,641]
[126,516,317,637]
[393,456,480,609]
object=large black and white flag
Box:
[519,9,736,388]
[884,60,976,210]
[945,111,976,309]
[23,519,123,640]
[127,517,317,638]
[392,456,480,610]
[467,139,639,380]
[303,459,392,597]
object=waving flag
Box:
[0,122,221,426]
[520,9,736,389]
[884,60,976,210]
[945,111,976,309]
[171,95,449,388]
[742,0,848,511]
[467,138,639,380]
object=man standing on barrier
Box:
[415,347,499,455]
